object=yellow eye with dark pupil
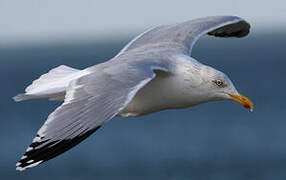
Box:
[215,80,224,87]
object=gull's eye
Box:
[213,80,225,87]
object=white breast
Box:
[119,61,203,117]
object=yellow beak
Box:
[228,93,254,112]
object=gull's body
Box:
[14,16,253,171]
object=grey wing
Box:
[16,62,168,171]
[116,16,250,56]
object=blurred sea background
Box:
[1,0,286,180]
[1,31,286,180]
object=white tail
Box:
[13,65,89,102]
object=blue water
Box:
[0,33,286,179]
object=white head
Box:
[180,56,253,111]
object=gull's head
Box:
[194,64,254,112]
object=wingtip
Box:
[207,19,250,38]
[16,159,43,171]
[12,94,33,102]
[16,161,26,171]
[13,94,27,102]
[16,165,25,171]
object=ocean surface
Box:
[0,32,286,180]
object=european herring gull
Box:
[13,16,253,171]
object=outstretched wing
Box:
[16,62,168,171]
[117,16,250,56]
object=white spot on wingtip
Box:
[16,162,21,166]
[16,166,25,171]
[26,147,33,152]
[16,160,43,171]
[26,160,43,168]
[32,136,41,143]
[27,160,34,163]
[20,155,27,160]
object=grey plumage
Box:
[115,16,249,56]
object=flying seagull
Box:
[14,16,253,171]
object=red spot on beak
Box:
[243,103,250,109]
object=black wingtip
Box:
[16,126,101,171]
[208,20,250,38]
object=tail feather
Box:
[13,94,36,102]
[13,92,66,102]
[14,65,82,102]
[25,65,79,95]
